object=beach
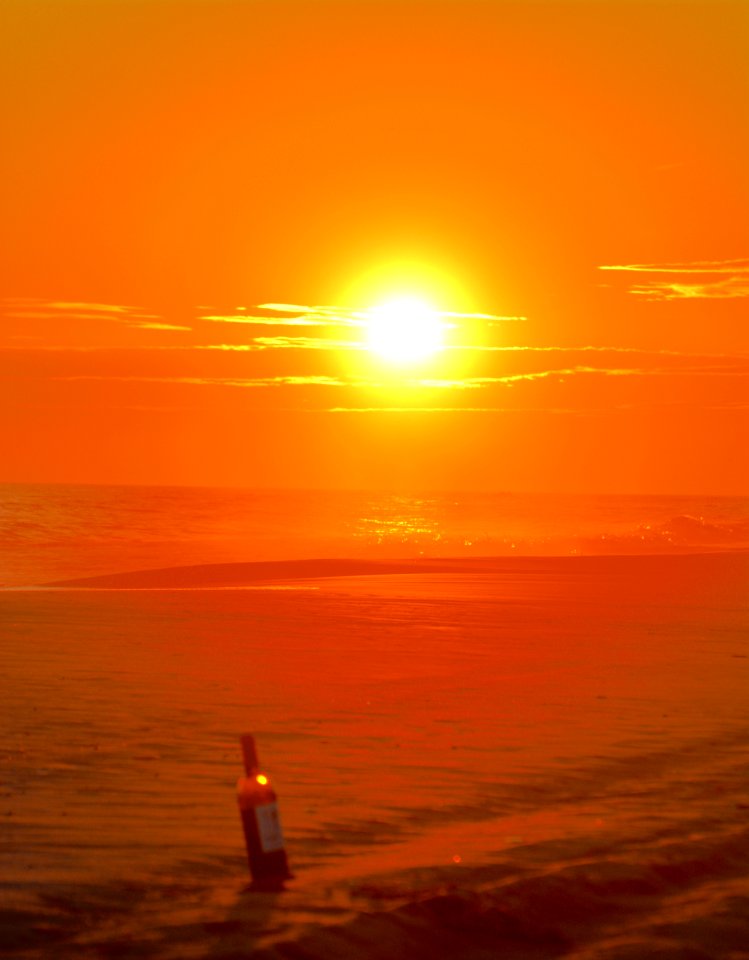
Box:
[4,0,748,952]
[2,552,747,958]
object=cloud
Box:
[199,336,365,351]
[450,345,747,358]
[598,258,749,300]
[200,314,331,327]
[629,279,749,301]
[259,303,362,318]
[45,371,540,389]
[463,367,643,384]
[215,302,526,325]
[599,258,749,275]
[50,361,749,391]
[2,299,192,332]
[326,407,610,414]
[136,322,193,331]
[49,301,158,316]
[252,336,364,351]
[3,342,743,367]
[54,375,354,388]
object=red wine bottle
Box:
[237,734,292,887]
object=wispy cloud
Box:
[466,367,643,384]
[260,303,364,318]
[3,299,192,331]
[50,301,160,317]
[54,375,354,388]
[599,258,749,300]
[4,343,743,366]
[198,337,364,351]
[202,302,525,328]
[262,302,526,322]
[327,407,607,414]
[50,362,749,390]
[2,297,524,352]
[629,279,749,301]
[449,345,749,358]
[599,258,749,274]
[200,314,331,327]
[136,321,193,331]
[252,336,364,351]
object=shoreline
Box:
[41,550,749,590]
[4,549,747,958]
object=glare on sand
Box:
[366,297,446,363]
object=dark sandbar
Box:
[44,552,748,589]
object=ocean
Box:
[1,484,748,958]
[1,483,747,587]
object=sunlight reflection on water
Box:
[1,484,748,586]
[353,496,445,552]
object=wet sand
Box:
[1,554,748,958]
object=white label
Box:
[256,802,285,853]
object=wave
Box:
[5,770,748,960]
[566,514,749,555]
[2,485,748,587]
[266,826,749,960]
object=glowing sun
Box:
[366,297,445,363]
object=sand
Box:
[1,553,748,958]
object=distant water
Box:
[1,483,748,587]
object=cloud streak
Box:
[599,258,749,300]
[198,338,362,352]
[54,375,354,388]
[251,336,364,351]
[50,361,749,390]
[201,302,526,328]
[2,299,192,333]
[200,314,331,327]
[326,407,613,414]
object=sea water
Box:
[1,484,748,957]
[1,483,747,587]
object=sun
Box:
[366,296,445,363]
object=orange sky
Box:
[1,0,747,492]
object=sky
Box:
[1,0,747,493]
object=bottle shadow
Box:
[206,882,288,957]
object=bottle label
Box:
[256,802,285,853]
